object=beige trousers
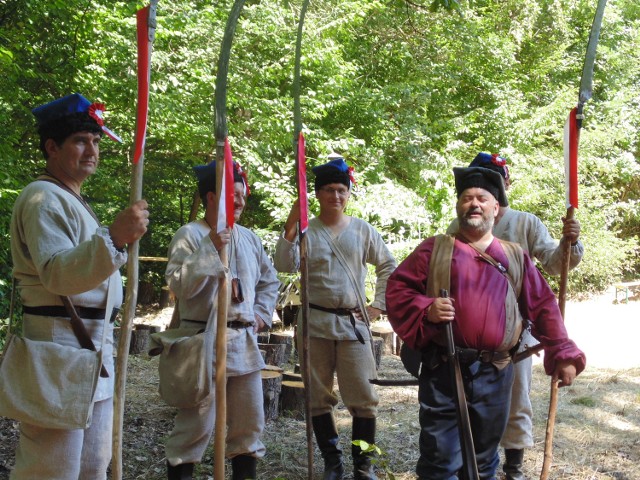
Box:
[10,398,113,480]
[303,336,379,418]
[165,370,265,466]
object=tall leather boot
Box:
[167,461,194,480]
[231,455,257,480]
[352,417,378,480]
[312,413,344,480]
[503,449,525,480]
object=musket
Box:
[292,0,312,477]
[112,3,157,479]
[540,2,607,479]
[213,1,246,478]
[441,288,479,480]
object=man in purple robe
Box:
[385,166,585,479]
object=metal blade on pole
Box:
[112,3,157,479]
[292,0,312,477]
[212,1,246,478]
[540,2,607,479]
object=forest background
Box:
[1,0,639,337]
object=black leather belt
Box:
[309,303,365,344]
[438,346,512,365]
[23,305,120,323]
[227,321,254,329]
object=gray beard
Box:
[459,214,494,236]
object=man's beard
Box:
[458,207,494,235]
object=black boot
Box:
[503,449,525,480]
[312,413,344,480]
[352,417,378,480]
[231,455,257,480]
[167,461,194,480]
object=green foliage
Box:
[0,0,639,329]
[352,440,396,479]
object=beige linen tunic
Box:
[10,180,126,401]
[274,216,397,340]
[165,220,279,376]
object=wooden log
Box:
[159,286,175,309]
[259,343,287,368]
[129,324,160,355]
[261,370,283,422]
[269,331,295,360]
[372,337,384,370]
[371,323,395,355]
[262,364,284,373]
[138,280,155,306]
[282,371,302,382]
[259,349,267,362]
[279,380,305,419]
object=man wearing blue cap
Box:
[448,153,584,480]
[9,93,149,479]
[275,154,397,480]
[386,166,585,480]
[163,160,279,480]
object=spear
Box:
[212,1,246,478]
[112,2,157,479]
[540,2,607,478]
[292,1,312,477]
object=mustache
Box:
[464,207,482,216]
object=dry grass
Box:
[1,301,639,480]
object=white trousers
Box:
[165,370,266,466]
[11,398,113,480]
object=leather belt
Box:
[309,303,365,344]
[23,305,120,323]
[227,321,254,329]
[439,346,512,365]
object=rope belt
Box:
[23,305,120,323]
[309,303,365,344]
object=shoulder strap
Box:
[316,225,369,320]
[426,234,454,298]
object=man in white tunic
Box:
[164,160,279,480]
[274,155,396,480]
[448,152,583,480]
[9,93,149,479]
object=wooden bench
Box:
[614,280,640,303]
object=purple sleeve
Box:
[385,237,441,349]
[520,252,586,375]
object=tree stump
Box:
[159,286,175,309]
[269,331,295,361]
[279,380,305,419]
[372,337,384,370]
[129,324,160,355]
[138,281,155,306]
[371,323,396,355]
[261,369,283,422]
[282,371,302,382]
[259,343,287,368]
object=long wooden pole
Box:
[213,2,246,478]
[112,4,157,479]
[292,0,312,478]
[540,207,573,480]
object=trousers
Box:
[302,336,379,418]
[416,359,514,479]
[11,398,113,480]
[165,369,265,466]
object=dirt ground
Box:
[0,288,638,479]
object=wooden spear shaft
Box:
[540,206,574,480]
[112,4,156,478]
